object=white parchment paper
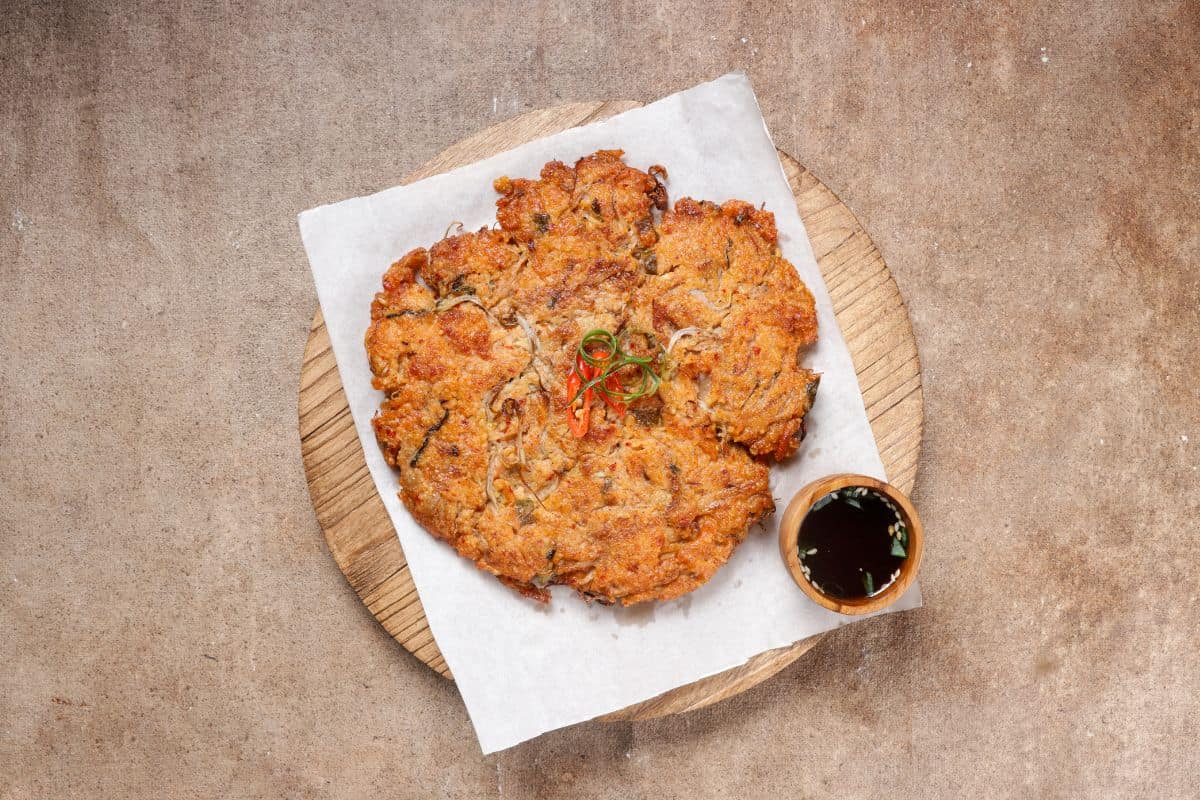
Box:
[298,72,921,753]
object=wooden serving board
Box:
[298,101,923,720]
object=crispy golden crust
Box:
[634,198,821,460]
[365,150,819,605]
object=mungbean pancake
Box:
[365,150,820,605]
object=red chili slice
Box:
[588,349,627,418]
[566,361,592,437]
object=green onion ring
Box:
[577,329,619,367]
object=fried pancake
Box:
[365,150,819,604]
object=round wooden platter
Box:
[298,100,923,720]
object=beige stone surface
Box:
[2,2,1197,797]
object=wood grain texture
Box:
[297,101,923,719]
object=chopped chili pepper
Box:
[566,361,592,437]
[587,349,628,418]
[600,374,628,417]
[567,330,661,434]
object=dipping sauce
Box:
[796,486,910,600]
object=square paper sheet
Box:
[299,72,921,753]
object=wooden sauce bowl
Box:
[778,473,924,615]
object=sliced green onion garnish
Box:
[568,328,663,406]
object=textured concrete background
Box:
[2,1,1197,797]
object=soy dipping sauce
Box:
[797,486,909,600]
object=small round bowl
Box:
[778,473,923,615]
